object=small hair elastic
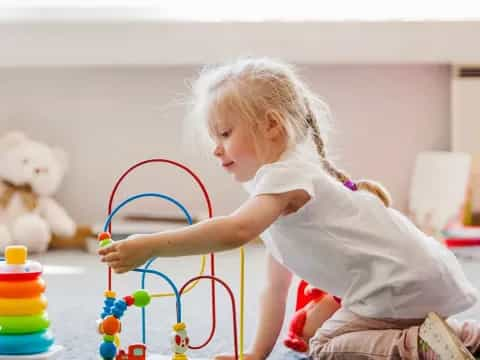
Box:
[343,179,358,191]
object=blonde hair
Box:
[189,57,391,207]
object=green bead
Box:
[100,239,113,247]
[103,334,115,342]
[133,290,151,307]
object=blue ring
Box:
[0,330,54,355]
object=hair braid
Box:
[305,101,392,207]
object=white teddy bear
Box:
[0,131,76,253]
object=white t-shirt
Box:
[243,150,479,319]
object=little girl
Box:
[99,58,480,359]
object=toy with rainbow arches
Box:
[96,159,246,360]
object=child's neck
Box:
[260,139,289,165]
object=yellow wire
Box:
[239,246,245,360]
[151,255,207,298]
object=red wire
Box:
[106,159,217,349]
[180,275,239,359]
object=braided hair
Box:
[305,100,391,207]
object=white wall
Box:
[0,64,450,224]
[1,21,480,65]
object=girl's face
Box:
[210,113,262,182]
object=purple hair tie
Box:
[343,179,358,191]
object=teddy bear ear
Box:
[0,131,27,153]
[52,147,69,173]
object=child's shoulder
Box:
[243,156,332,198]
[256,157,323,182]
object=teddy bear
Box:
[0,131,76,253]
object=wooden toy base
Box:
[0,345,63,359]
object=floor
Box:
[27,244,480,359]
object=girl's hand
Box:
[214,353,262,360]
[97,235,154,273]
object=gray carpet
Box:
[31,244,480,360]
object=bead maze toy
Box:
[0,246,63,359]
[96,159,246,360]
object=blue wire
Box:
[103,192,193,233]
[139,201,193,344]
[141,257,166,344]
[133,268,181,322]
[102,192,193,344]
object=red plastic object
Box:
[128,344,146,360]
[115,345,146,360]
[98,232,111,241]
[295,280,325,310]
[123,295,134,306]
[445,238,480,247]
[284,309,308,352]
[285,280,342,352]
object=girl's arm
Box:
[215,253,293,360]
[250,253,293,358]
[99,189,310,273]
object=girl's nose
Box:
[213,144,224,157]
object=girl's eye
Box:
[220,130,231,138]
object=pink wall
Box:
[0,64,450,223]
[304,64,451,211]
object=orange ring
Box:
[0,278,45,298]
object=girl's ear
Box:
[263,110,285,140]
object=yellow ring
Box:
[151,254,206,298]
[0,295,47,316]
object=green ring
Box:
[0,313,50,334]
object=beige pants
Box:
[309,308,480,360]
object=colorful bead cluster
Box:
[98,232,156,359]
[98,289,153,359]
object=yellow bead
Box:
[172,322,186,331]
[104,290,116,298]
[114,334,120,347]
[5,246,27,265]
